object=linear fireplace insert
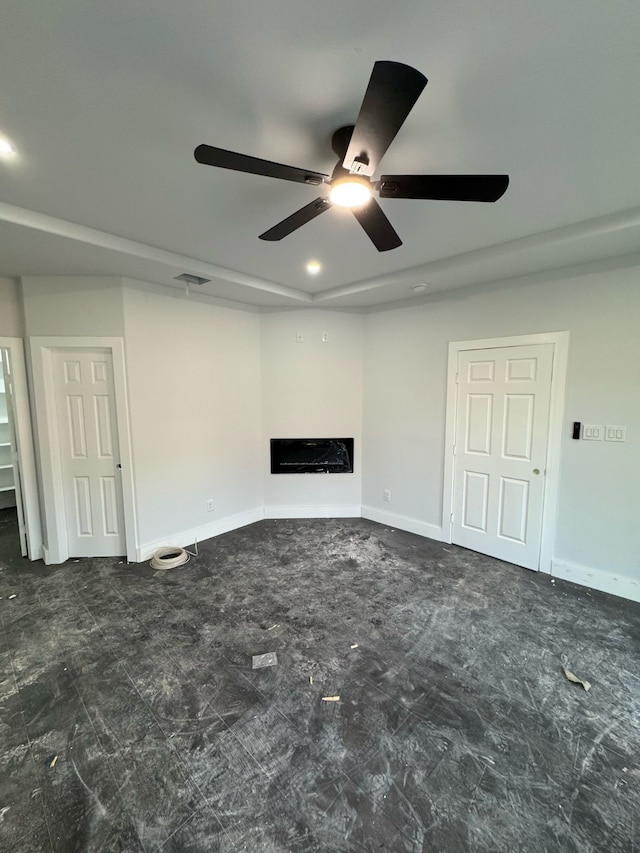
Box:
[270,438,354,474]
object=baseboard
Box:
[136,503,439,562]
[136,507,265,562]
[551,559,640,604]
[29,544,44,562]
[361,505,447,542]
[264,504,362,520]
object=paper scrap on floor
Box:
[252,652,278,669]
[563,667,591,691]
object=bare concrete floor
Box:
[1,509,639,851]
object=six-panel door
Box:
[452,344,554,570]
[53,349,126,557]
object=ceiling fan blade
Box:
[194,144,328,186]
[352,199,402,252]
[342,61,428,177]
[378,174,509,202]
[259,197,332,241]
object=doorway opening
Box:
[0,350,21,556]
[0,339,43,561]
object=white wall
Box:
[21,276,124,336]
[122,282,263,554]
[12,268,640,602]
[363,268,640,584]
[261,310,363,515]
[0,277,24,337]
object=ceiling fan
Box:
[194,61,509,252]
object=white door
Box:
[452,344,554,570]
[1,349,28,556]
[53,349,125,557]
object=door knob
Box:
[532,468,540,475]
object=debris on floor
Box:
[563,667,591,691]
[309,675,313,685]
[266,623,279,631]
[350,643,359,649]
[149,546,192,570]
[8,594,16,600]
[252,652,278,669]
[46,755,58,768]
[321,695,340,702]
[0,806,10,823]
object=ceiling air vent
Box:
[174,273,210,285]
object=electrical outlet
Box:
[206,499,214,512]
[321,332,329,342]
[296,332,304,343]
[383,489,391,502]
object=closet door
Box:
[452,344,554,570]
[52,349,126,557]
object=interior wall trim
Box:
[361,505,446,543]
[264,504,361,520]
[136,506,265,562]
[551,559,640,604]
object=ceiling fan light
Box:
[329,176,373,208]
[0,136,16,158]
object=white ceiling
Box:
[1,0,639,310]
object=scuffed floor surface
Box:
[1,511,639,852]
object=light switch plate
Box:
[582,424,603,441]
[605,425,626,442]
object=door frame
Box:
[29,336,137,564]
[442,331,569,573]
[0,336,43,559]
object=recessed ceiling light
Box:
[306,260,322,275]
[0,137,16,158]
[411,283,428,293]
